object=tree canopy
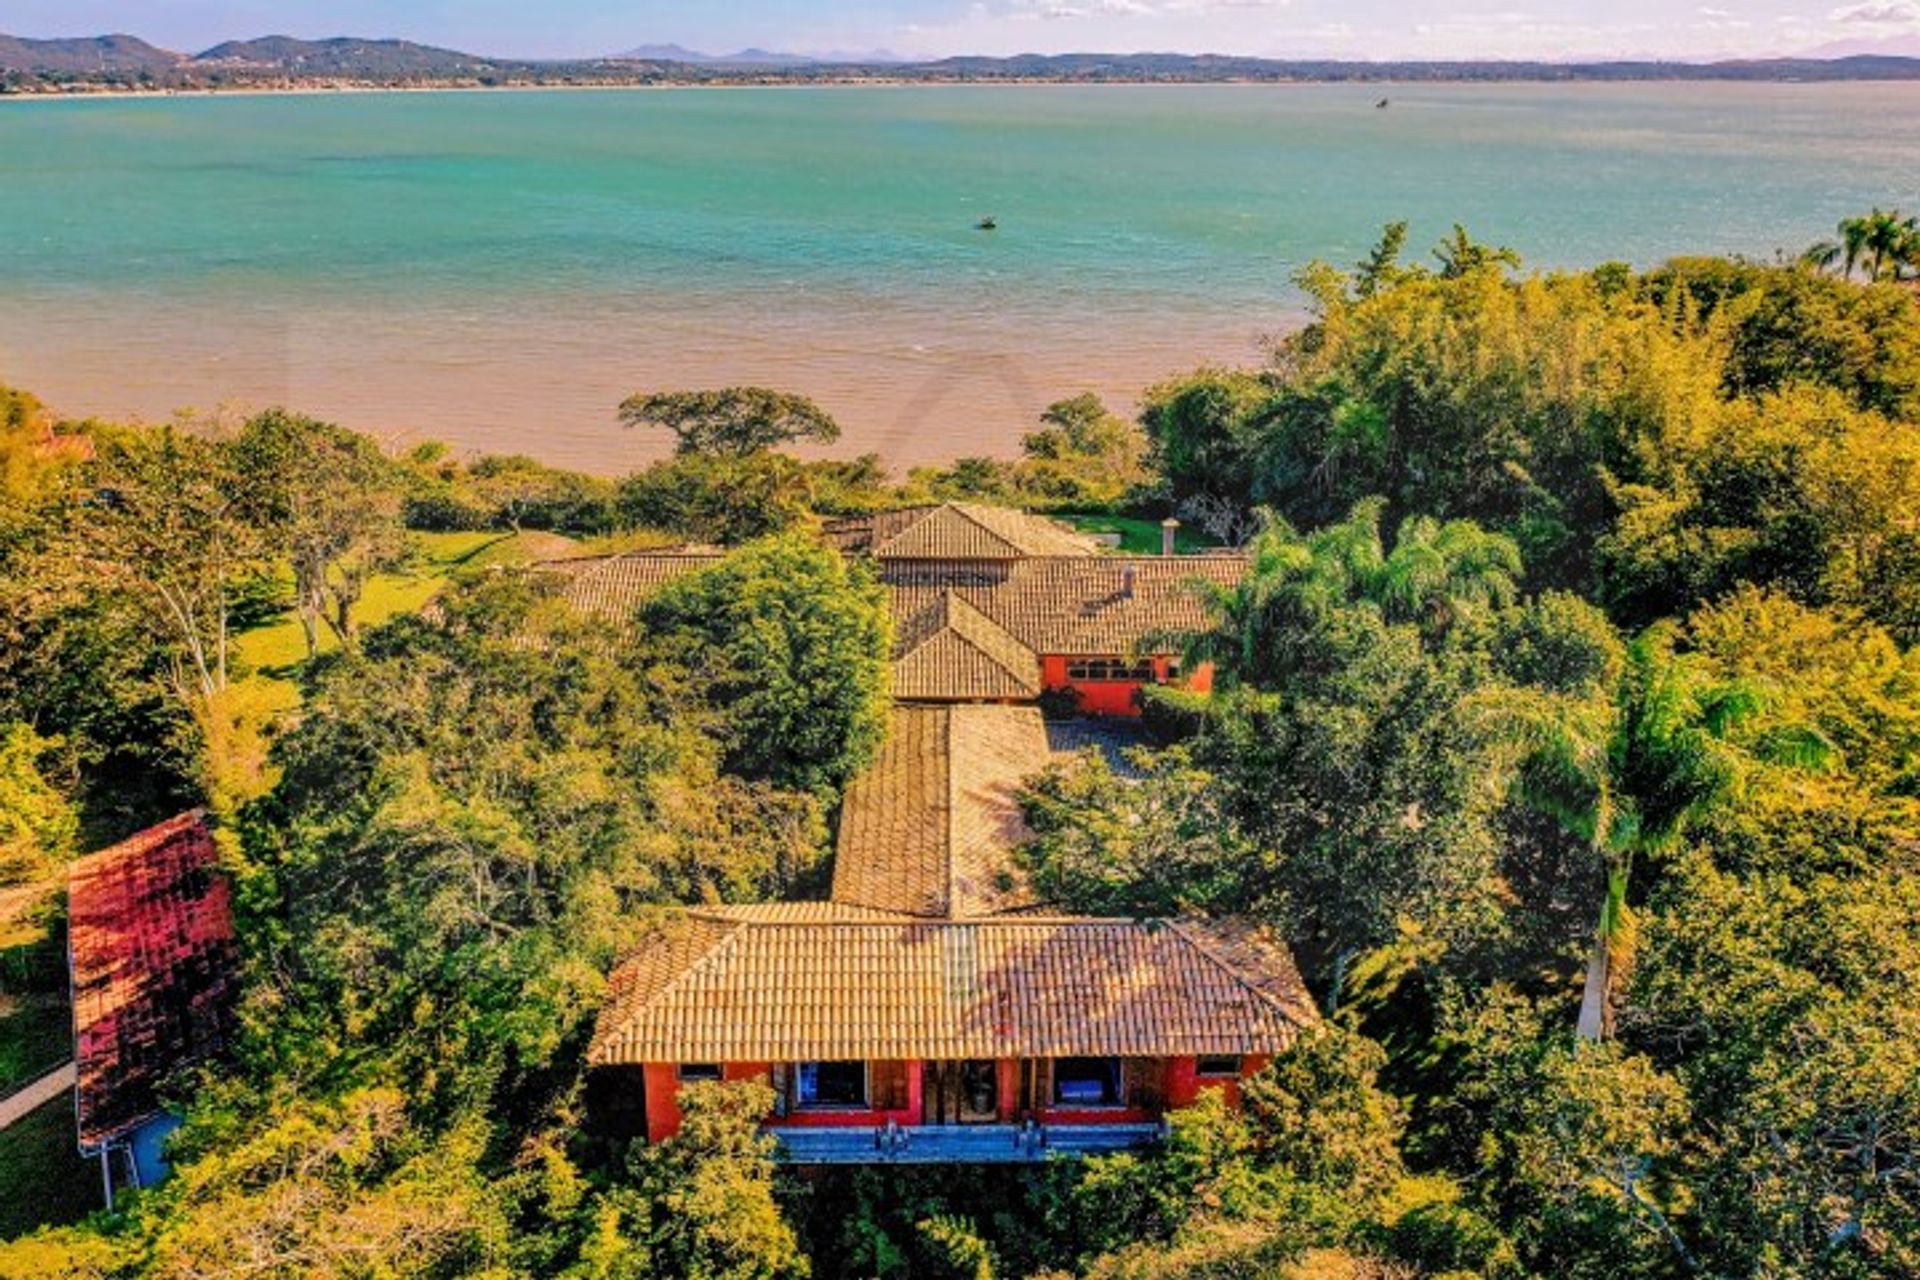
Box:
[618,387,842,458]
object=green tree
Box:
[1497,624,1777,1039]
[0,721,76,883]
[1014,394,1149,507]
[1598,384,1920,642]
[1240,1027,1407,1211]
[230,409,410,658]
[239,574,708,1103]
[1432,223,1521,279]
[619,388,841,458]
[1438,990,1693,1278]
[915,1216,996,1280]
[613,1080,810,1280]
[615,451,816,545]
[640,535,891,793]
[63,425,270,705]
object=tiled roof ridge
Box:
[591,914,750,1062]
[872,503,1025,559]
[944,706,960,919]
[682,914,1182,929]
[943,592,1038,671]
[68,807,211,873]
[1164,917,1316,1030]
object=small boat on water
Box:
[976,216,998,231]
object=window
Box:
[796,1061,867,1108]
[1052,1057,1123,1107]
[1196,1055,1241,1077]
[1066,656,1157,683]
[677,1063,723,1082]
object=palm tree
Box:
[1839,214,1874,281]
[1798,240,1843,276]
[1165,498,1521,691]
[1835,208,1920,282]
[1500,626,1832,1038]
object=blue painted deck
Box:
[770,1122,1165,1164]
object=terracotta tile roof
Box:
[894,592,1042,701]
[589,913,1315,1066]
[542,550,1245,662]
[833,706,1046,918]
[881,556,1244,655]
[67,812,235,1150]
[533,550,724,626]
[826,504,1100,559]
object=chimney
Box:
[1161,517,1181,557]
[1122,563,1137,599]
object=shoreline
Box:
[8,72,1920,103]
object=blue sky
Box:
[9,0,1920,60]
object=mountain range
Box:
[614,44,903,67]
[4,32,1920,88]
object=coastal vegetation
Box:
[1,222,1918,1277]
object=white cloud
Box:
[1830,1,1920,25]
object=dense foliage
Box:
[2,222,1918,1278]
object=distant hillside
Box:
[615,44,817,67]
[906,50,1920,83]
[1803,33,1920,59]
[4,32,1920,91]
[192,36,507,77]
[0,32,181,76]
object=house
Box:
[570,505,1309,1163]
[539,503,1245,717]
[67,811,236,1203]
[585,703,1314,1163]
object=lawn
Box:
[237,530,575,674]
[1054,512,1219,555]
[0,891,68,1095]
[0,1098,100,1239]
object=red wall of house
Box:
[646,1061,925,1141]
[1042,657,1216,718]
[645,1054,1267,1142]
[1167,1055,1269,1110]
[643,1064,683,1143]
[997,1058,1021,1123]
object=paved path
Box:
[0,1062,75,1131]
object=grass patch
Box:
[236,530,573,675]
[0,893,67,1094]
[1055,513,1219,555]
[0,1097,100,1239]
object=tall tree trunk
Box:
[1576,928,1610,1041]
[1578,863,1630,1040]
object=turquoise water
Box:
[2,84,1916,467]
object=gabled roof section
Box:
[832,705,1047,918]
[533,549,725,634]
[894,591,1043,701]
[830,504,1100,560]
[538,545,1246,661]
[883,555,1243,655]
[68,811,235,1150]
[588,911,1317,1066]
